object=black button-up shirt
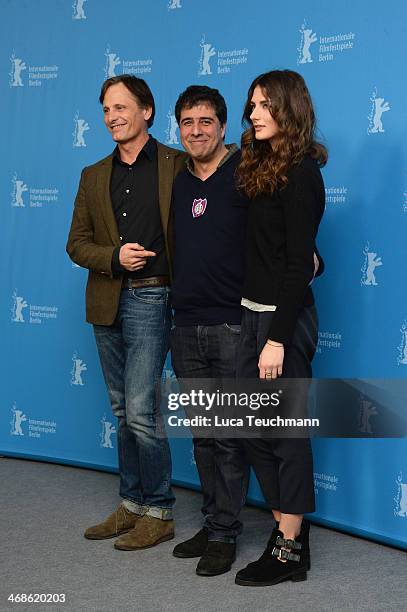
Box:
[110,137,169,278]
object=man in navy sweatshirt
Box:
[170,86,249,577]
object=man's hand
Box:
[119,243,156,272]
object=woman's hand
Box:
[258,342,284,379]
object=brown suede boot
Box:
[114,515,175,550]
[84,504,140,540]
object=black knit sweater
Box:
[242,155,325,344]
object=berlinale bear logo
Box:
[394,472,407,517]
[10,403,27,436]
[100,416,116,449]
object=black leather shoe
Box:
[196,541,236,576]
[173,528,208,558]
[235,528,308,587]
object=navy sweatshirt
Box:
[172,148,249,326]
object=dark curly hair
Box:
[236,70,327,197]
[175,85,227,126]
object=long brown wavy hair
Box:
[236,70,328,197]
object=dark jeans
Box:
[170,324,249,542]
[94,287,175,519]
[237,306,318,514]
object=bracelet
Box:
[266,340,283,348]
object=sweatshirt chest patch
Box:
[192,198,207,218]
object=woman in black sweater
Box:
[235,70,327,586]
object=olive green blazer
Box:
[66,141,187,325]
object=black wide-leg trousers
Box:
[237,305,318,514]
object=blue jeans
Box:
[94,286,174,519]
[170,324,249,542]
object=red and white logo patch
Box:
[191,198,207,218]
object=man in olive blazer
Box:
[67,75,186,551]
[67,141,183,325]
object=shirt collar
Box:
[112,136,157,166]
[186,143,239,176]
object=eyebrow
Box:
[180,116,215,123]
[103,103,126,110]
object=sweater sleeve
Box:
[267,163,323,344]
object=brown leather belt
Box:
[124,275,169,289]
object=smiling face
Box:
[179,103,226,163]
[102,82,152,146]
[249,85,279,141]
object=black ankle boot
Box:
[300,519,311,570]
[235,528,308,587]
[196,541,236,576]
[275,519,310,570]
[173,527,208,558]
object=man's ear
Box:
[144,106,153,122]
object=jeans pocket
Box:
[222,323,241,335]
[131,287,168,305]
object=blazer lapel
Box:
[96,155,121,245]
[157,144,175,238]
